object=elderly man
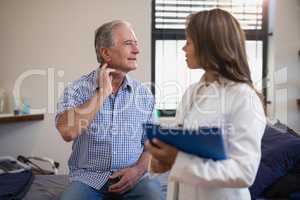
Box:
[56,20,161,200]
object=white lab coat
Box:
[165,77,266,200]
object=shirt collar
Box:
[120,75,134,92]
[93,68,133,92]
[198,74,235,88]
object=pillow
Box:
[273,120,300,137]
[249,123,300,199]
[289,192,300,199]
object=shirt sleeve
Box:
[169,87,266,188]
[141,95,155,147]
[55,82,85,127]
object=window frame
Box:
[151,0,269,117]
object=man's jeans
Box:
[60,176,162,200]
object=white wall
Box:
[267,0,300,132]
[0,0,151,173]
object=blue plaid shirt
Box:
[56,69,154,190]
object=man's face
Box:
[105,24,140,73]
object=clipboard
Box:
[143,123,227,160]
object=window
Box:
[152,0,268,116]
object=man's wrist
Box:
[96,88,109,99]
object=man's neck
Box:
[111,73,126,94]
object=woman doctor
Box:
[145,8,266,200]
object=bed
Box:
[7,121,300,200]
[23,175,68,200]
[23,172,169,200]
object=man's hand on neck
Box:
[107,67,126,94]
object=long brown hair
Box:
[186,8,253,86]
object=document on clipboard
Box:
[143,123,227,160]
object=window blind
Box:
[155,0,263,30]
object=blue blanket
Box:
[0,170,34,200]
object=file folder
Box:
[144,123,227,160]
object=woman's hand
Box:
[149,156,172,174]
[145,139,178,173]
